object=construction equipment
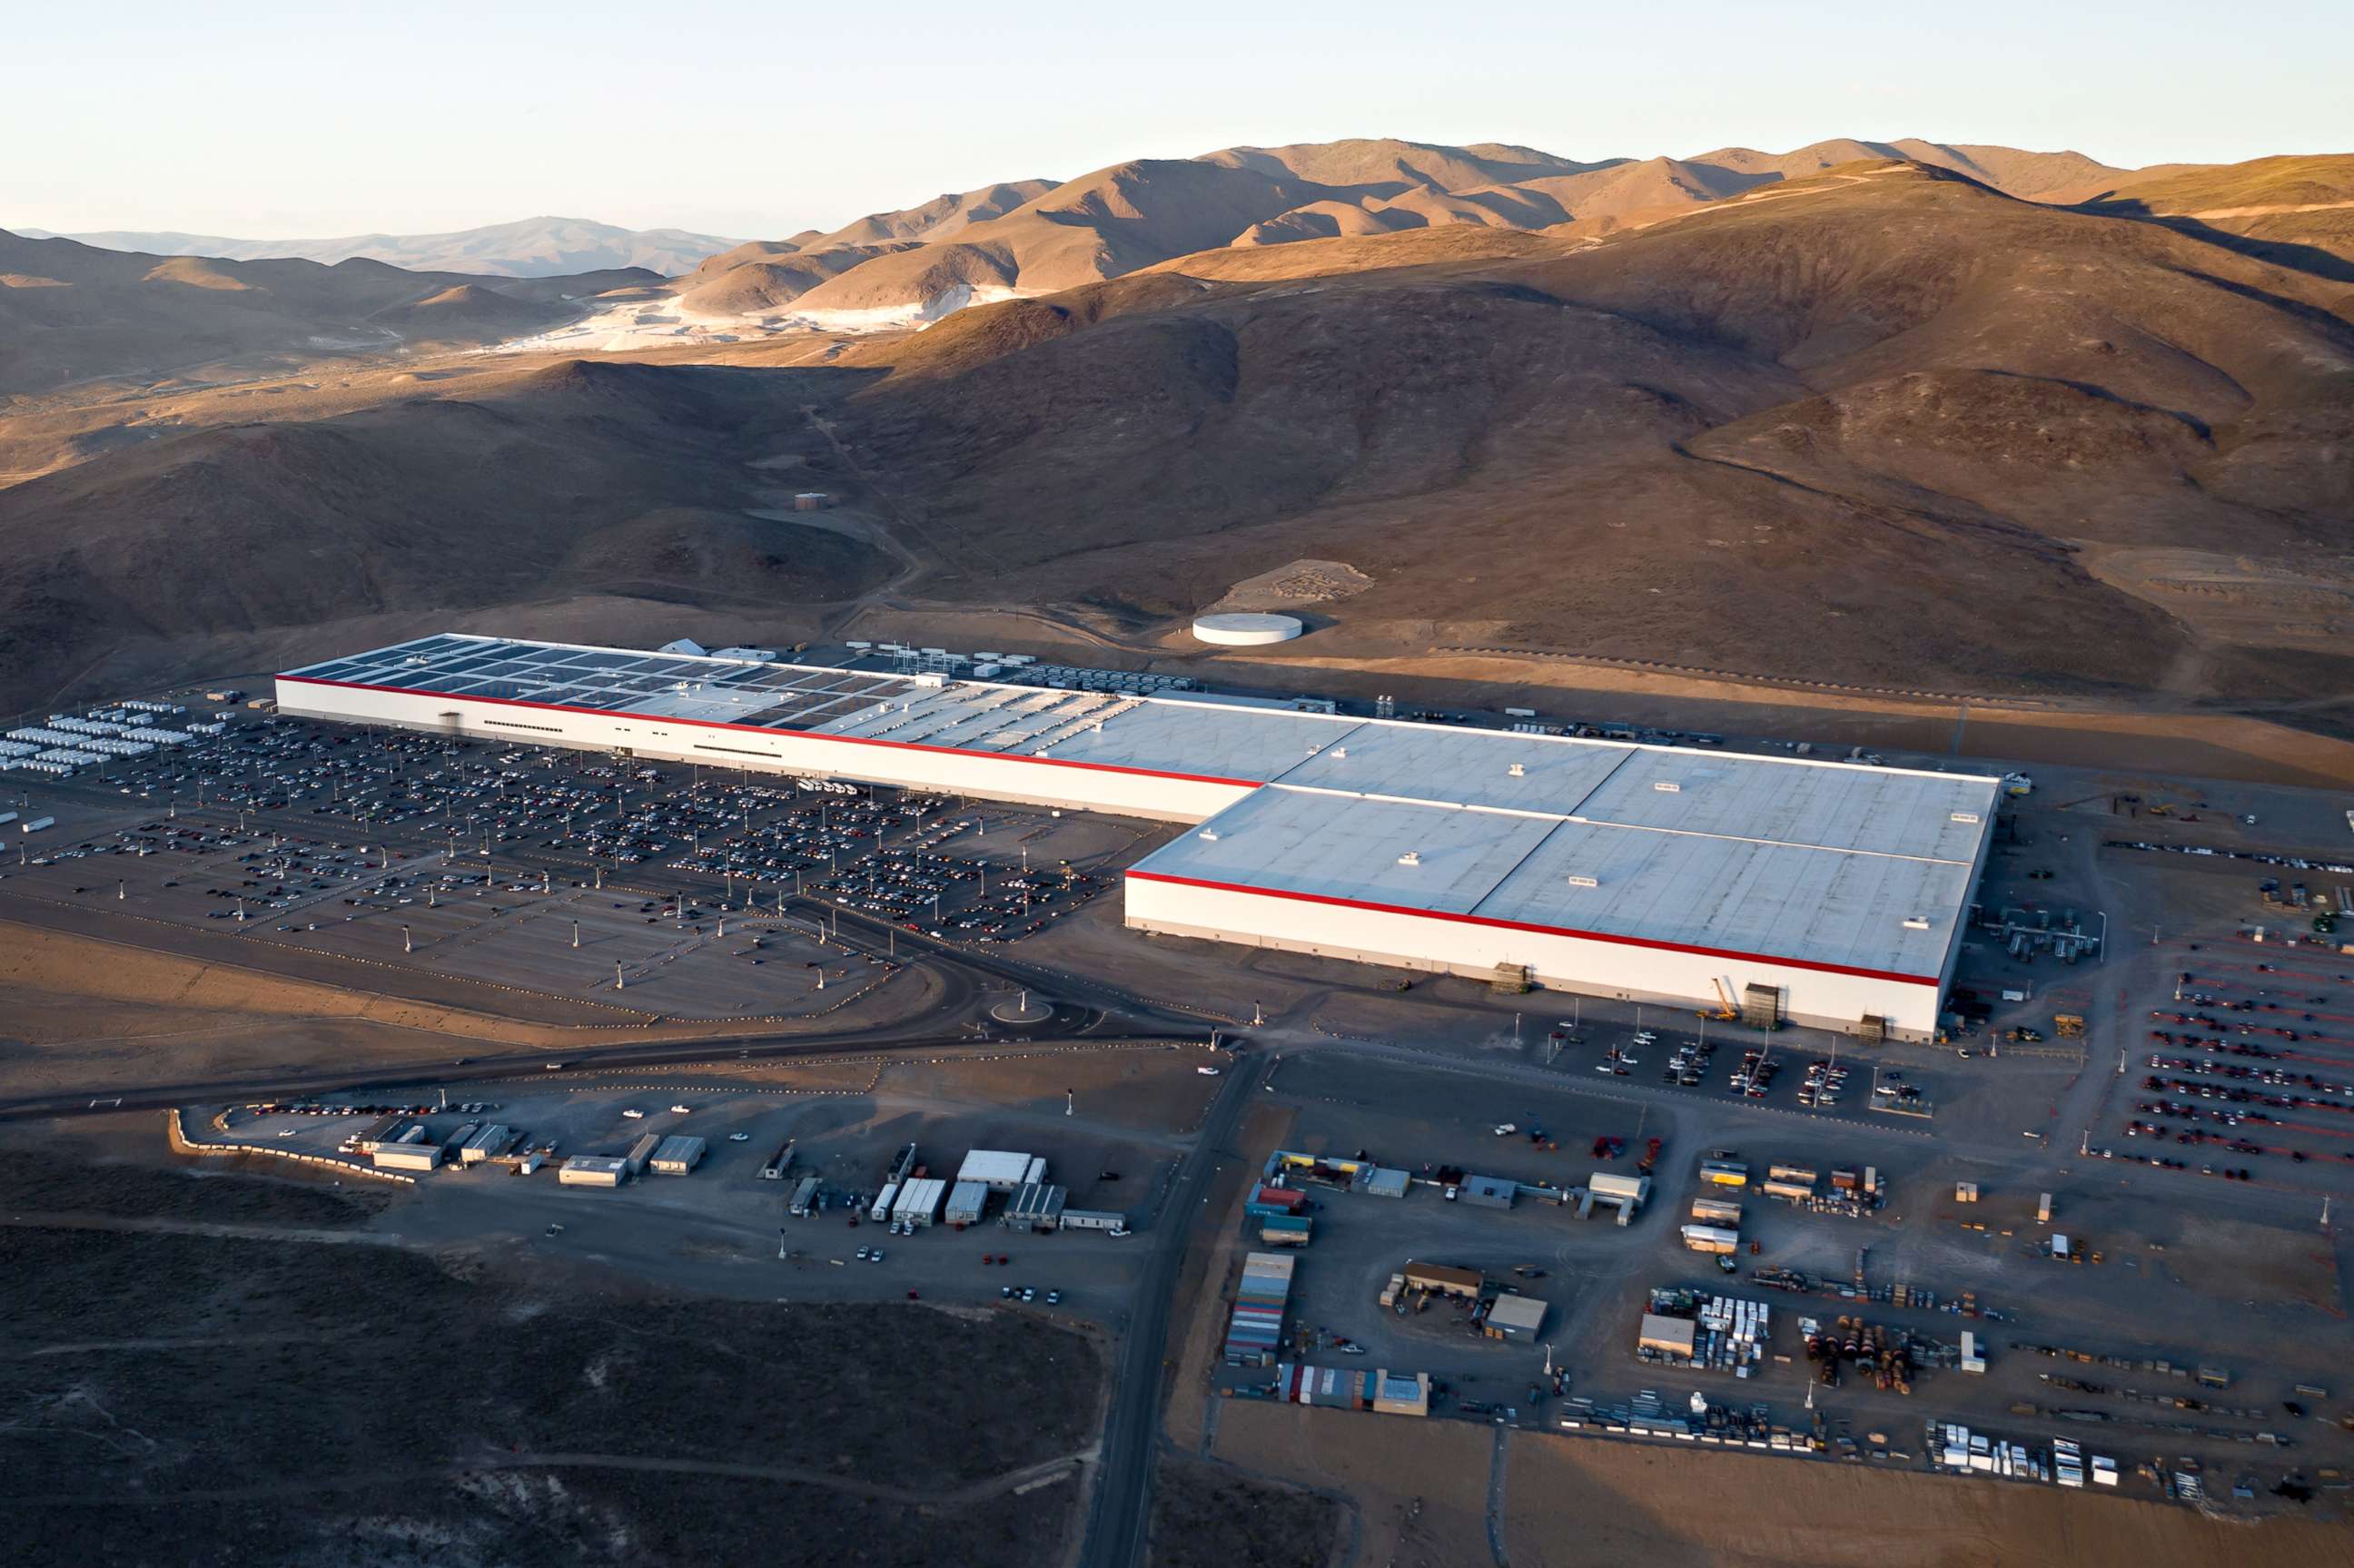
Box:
[2053,1013,2085,1039]
[1700,978,1738,1022]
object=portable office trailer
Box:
[372,1144,441,1172]
[1689,1196,1745,1226]
[1060,1208,1126,1232]
[623,1133,660,1177]
[559,1155,628,1187]
[945,1180,989,1227]
[868,1180,899,1221]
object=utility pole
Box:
[615,961,624,990]
[402,924,412,954]
[571,921,579,950]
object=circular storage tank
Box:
[1191,612,1304,646]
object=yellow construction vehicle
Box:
[1697,977,1738,1022]
[2054,1013,2085,1039]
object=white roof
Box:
[955,1149,1034,1186]
[282,633,1997,981]
[1133,771,1993,981]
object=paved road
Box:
[1077,1050,1265,1568]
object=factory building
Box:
[277,634,1997,1038]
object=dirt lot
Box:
[1150,1454,1343,1568]
[1212,1400,1498,1568]
[1502,1435,2354,1568]
[0,1157,1102,1566]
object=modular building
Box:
[1459,1174,1517,1209]
[459,1124,515,1165]
[1484,1293,1548,1339]
[650,1136,706,1175]
[1404,1262,1485,1300]
[1003,1181,1066,1232]
[372,1144,441,1172]
[955,1149,1034,1192]
[945,1180,989,1227]
[278,634,1996,1039]
[624,1133,660,1178]
[1638,1313,1700,1358]
[893,1177,947,1228]
[559,1155,628,1187]
[1061,1208,1126,1232]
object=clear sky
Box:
[6,0,2345,239]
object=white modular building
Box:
[955,1149,1035,1192]
[275,634,1997,1039]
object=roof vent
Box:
[1397,851,1421,867]
[1950,811,1981,824]
[1198,829,1220,843]
[1331,746,1347,759]
[1902,915,1931,931]
[1567,874,1599,889]
[1508,763,1526,777]
[1653,779,1681,793]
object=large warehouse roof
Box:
[280,633,1998,984]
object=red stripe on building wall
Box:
[1123,869,1940,986]
[275,676,1268,792]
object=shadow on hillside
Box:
[2080,199,2354,283]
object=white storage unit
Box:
[275,633,1995,1038]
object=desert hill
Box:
[807,160,2353,704]
[0,358,890,705]
[0,227,658,395]
[639,136,2162,329]
[29,216,740,279]
[2070,154,2354,276]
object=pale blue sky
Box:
[7,0,2344,238]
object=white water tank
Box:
[1191,613,1303,646]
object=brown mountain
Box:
[813,160,2354,706]
[0,359,889,705]
[0,228,657,396]
[658,137,2159,321]
[6,147,2352,738]
[2069,153,2354,277]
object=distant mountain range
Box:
[2,137,2349,730]
[16,217,742,279]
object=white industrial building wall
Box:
[274,678,1254,823]
[1124,873,1942,1038]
